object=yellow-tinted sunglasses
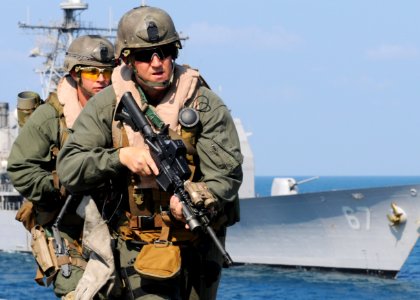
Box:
[78,66,113,80]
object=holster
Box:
[30,225,85,286]
[30,225,58,286]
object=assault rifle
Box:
[115,91,234,267]
[51,195,72,277]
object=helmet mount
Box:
[64,35,115,73]
[116,6,181,59]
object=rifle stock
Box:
[115,91,233,267]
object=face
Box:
[79,66,113,94]
[130,44,177,94]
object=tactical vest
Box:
[111,64,207,229]
[46,92,69,193]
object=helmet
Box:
[64,35,115,72]
[115,6,181,58]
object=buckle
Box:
[154,240,172,247]
[137,215,155,229]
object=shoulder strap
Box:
[45,93,68,194]
[45,92,68,149]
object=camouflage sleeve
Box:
[7,104,60,205]
[57,89,125,194]
[195,87,243,225]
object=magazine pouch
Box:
[30,225,58,286]
[134,242,181,280]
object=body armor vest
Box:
[111,64,205,217]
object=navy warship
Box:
[227,118,420,278]
[1,0,419,279]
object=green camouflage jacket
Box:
[57,82,243,226]
[7,98,62,209]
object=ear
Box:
[69,69,78,81]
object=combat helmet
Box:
[63,35,115,72]
[115,6,181,59]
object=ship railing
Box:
[0,182,23,210]
[0,198,23,211]
[0,183,19,193]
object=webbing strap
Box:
[127,211,164,229]
[159,212,171,241]
[56,255,71,267]
[71,257,88,270]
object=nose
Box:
[96,72,110,82]
[150,53,163,66]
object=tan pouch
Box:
[134,212,182,280]
[31,225,55,273]
[134,242,181,280]
[31,225,58,286]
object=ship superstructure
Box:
[0,0,117,252]
[18,0,116,99]
[0,103,20,208]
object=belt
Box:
[127,212,164,230]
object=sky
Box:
[1,0,420,177]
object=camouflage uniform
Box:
[57,5,243,300]
[7,35,114,299]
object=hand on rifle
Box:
[170,195,189,230]
[118,146,159,176]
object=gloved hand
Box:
[15,199,35,231]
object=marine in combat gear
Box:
[7,34,115,299]
[57,5,243,300]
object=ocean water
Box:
[1,176,420,300]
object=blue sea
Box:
[1,176,420,300]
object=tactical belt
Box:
[127,212,164,230]
[33,237,87,286]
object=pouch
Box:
[31,225,58,286]
[134,242,181,280]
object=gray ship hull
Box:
[226,184,420,277]
[0,209,30,252]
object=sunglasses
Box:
[78,67,113,80]
[132,45,178,62]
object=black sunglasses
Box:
[132,44,178,62]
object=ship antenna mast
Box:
[18,0,117,99]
